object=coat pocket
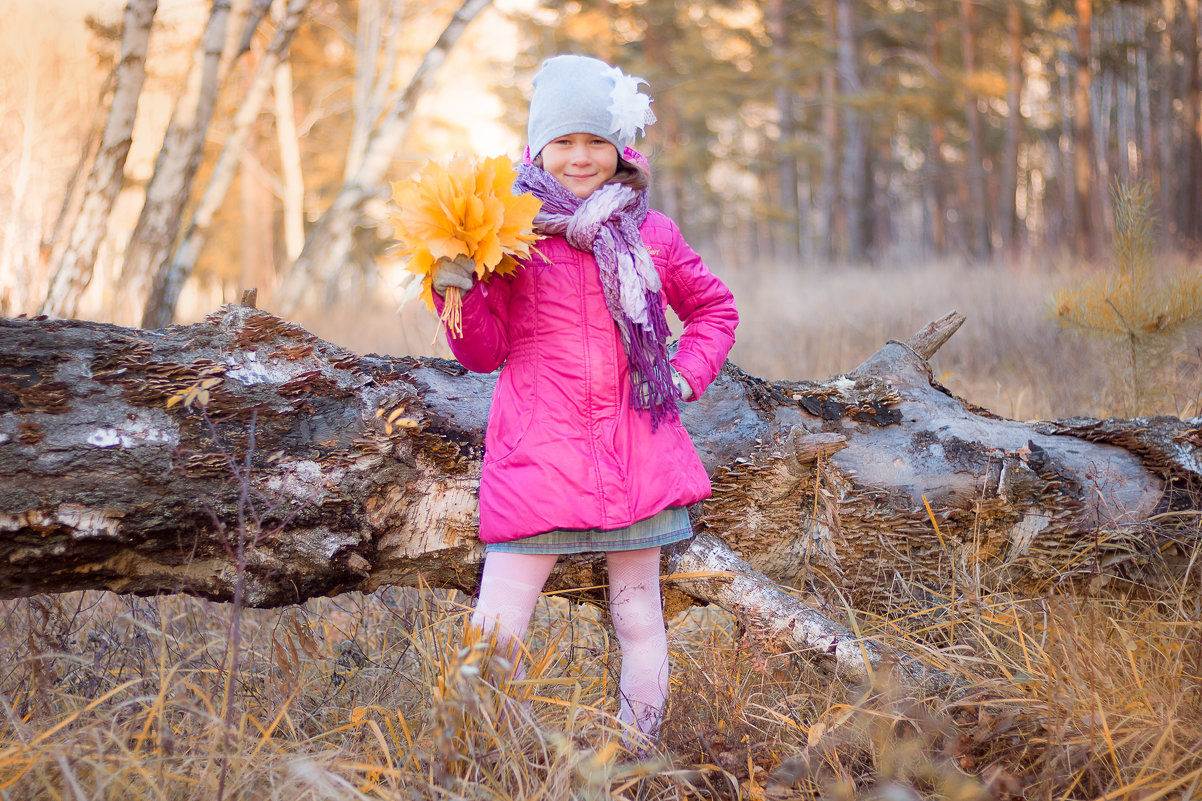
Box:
[483,354,536,464]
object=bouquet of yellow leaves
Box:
[389,154,542,338]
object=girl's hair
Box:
[533,153,650,193]
[610,157,650,191]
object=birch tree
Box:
[116,0,235,325]
[141,0,313,330]
[273,44,305,263]
[40,0,158,319]
[271,0,492,315]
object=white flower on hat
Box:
[604,65,656,146]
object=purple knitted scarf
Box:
[514,161,677,428]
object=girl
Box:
[431,54,738,746]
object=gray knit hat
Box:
[527,55,656,158]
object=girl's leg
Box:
[606,546,670,741]
[471,550,559,659]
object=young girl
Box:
[431,54,738,745]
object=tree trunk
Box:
[273,55,305,264]
[143,0,312,329]
[38,71,114,304]
[959,0,992,262]
[835,0,865,263]
[999,0,1023,260]
[344,0,404,184]
[240,127,275,297]
[768,0,801,262]
[40,0,158,319]
[270,0,492,316]
[1185,0,1202,243]
[927,15,948,257]
[818,0,839,262]
[1,308,1196,687]
[119,0,233,327]
[1159,0,1177,250]
[1073,0,1102,260]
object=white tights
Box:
[470,546,670,739]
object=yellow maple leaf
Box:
[388,154,543,337]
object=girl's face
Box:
[539,133,619,199]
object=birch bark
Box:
[40,0,158,319]
[119,0,233,326]
[142,0,312,329]
[271,0,492,315]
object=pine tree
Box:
[1053,180,1202,415]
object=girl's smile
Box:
[540,133,619,199]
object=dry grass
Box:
[287,257,1201,422]
[2,536,1200,800]
[719,257,1201,421]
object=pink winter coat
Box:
[439,210,738,544]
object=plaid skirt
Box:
[485,505,693,555]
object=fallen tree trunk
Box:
[1,306,1198,686]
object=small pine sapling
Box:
[1052,180,1202,415]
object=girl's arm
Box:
[659,220,739,400]
[431,276,512,373]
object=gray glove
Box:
[671,369,694,401]
[432,255,476,296]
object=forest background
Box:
[2,2,1202,799]
[3,0,1200,422]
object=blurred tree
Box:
[1073,0,1103,260]
[999,0,1025,258]
[767,0,800,261]
[960,0,991,261]
[271,0,493,315]
[819,0,839,262]
[142,0,312,330]
[1185,0,1202,243]
[835,0,866,263]
[40,0,158,318]
[115,0,247,323]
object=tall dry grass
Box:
[720,257,1201,421]
[293,257,1201,421]
[2,548,1200,799]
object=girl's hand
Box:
[432,256,476,296]
[634,369,693,404]
[671,369,694,401]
